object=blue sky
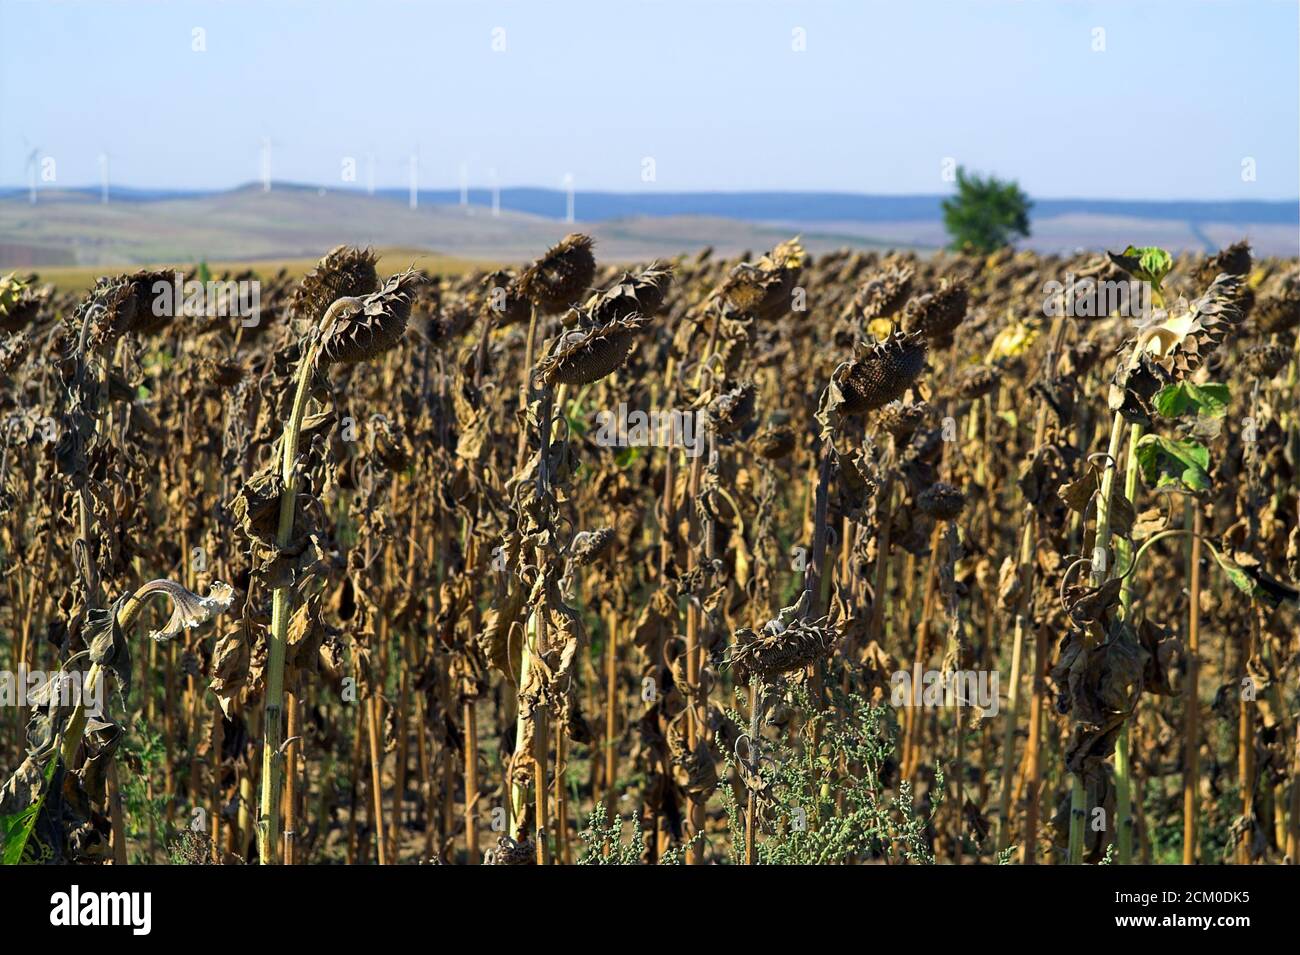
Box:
[1,0,1296,199]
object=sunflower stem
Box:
[1070,409,1128,864]
[256,296,357,864]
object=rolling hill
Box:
[1,183,1295,272]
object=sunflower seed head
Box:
[518,233,597,315]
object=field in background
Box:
[24,247,499,292]
[0,185,899,274]
[3,186,1296,277]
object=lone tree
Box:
[941,167,1032,253]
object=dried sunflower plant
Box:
[0,236,1296,867]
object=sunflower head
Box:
[957,364,1002,401]
[718,238,804,320]
[875,400,930,442]
[1109,273,1244,424]
[79,270,175,348]
[1241,341,1289,379]
[854,265,914,321]
[517,233,597,315]
[585,263,674,324]
[479,270,532,327]
[917,481,965,521]
[1195,240,1251,286]
[318,269,423,366]
[535,310,644,386]
[902,278,967,344]
[832,330,928,415]
[289,246,380,323]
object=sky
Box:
[1,0,1297,199]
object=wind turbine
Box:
[562,172,574,224]
[489,167,500,218]
[459,160,469,209]
[366,152,375,196]
[97,149,110,204]
[23,137,39,204]
[258,137,271,193]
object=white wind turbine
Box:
[260,137,274,192]
[23,137,40,204]
[98,149,111,204]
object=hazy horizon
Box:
[4,182,1300,203]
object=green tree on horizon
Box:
[941,166,1033,253]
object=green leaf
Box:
[1108,245,1173,288]
[1210,549,1259,600]
[1184,382,1229,417]
[1135,434,1211,492]
[1153,381,1230,420]
[1153,383,1191,418]
[0,756,56,865]
[0,806,38,865]
[1207,550,1300,607]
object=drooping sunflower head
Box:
[854,264,914,321]
[875,400,931,442]
[79,269,175,348]
[1195,240,1251,286]
[517,233,597,315]
[479,270,532,327]
[289,246,380,323]
[0,274,50,333]
[585,262,674,325]
[917,481,965,521]
[570,527,616,566]
[535,310,644,386]
[1109,273,1245,424]
[318,268,424,366]
[730,616,838,685]
[0,329,31,374]
[957,364,1002,401]
[1128,272,1244,380]
[718,238,804,320]
[832,330,928,415]
[753,423,797,459]
[706,380,758,435]
[902,278,968,345]
[1252,269,1300,334]
[1241,341,1290,379]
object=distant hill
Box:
[1,183,1295,269]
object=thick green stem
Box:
[256,297,357,864]
[1114,730,1132,862]
[1089,412,1129,589]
